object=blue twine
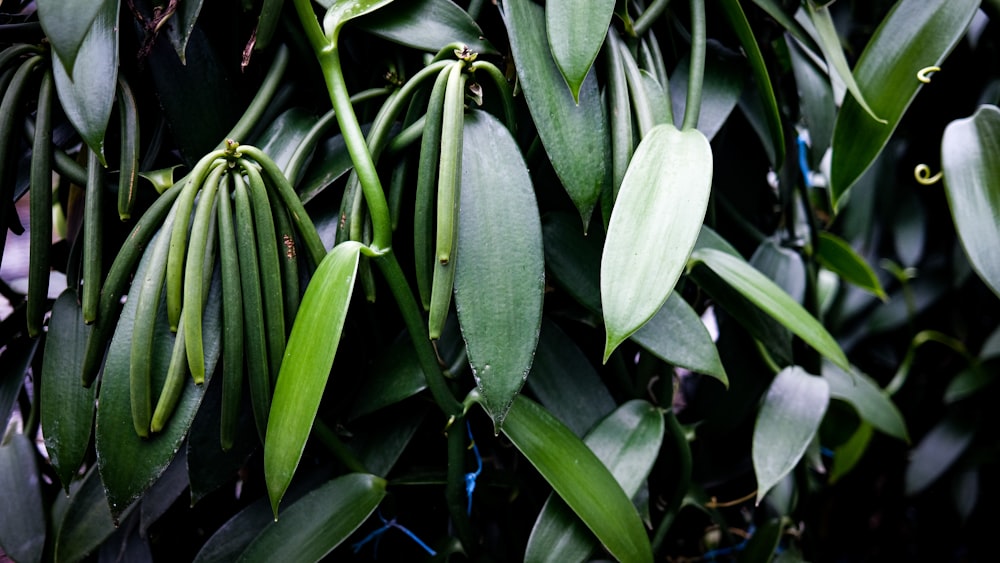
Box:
[702,525,755,561]
[352,510,437,557]
[797,133,812,189]
[465,421,483,515]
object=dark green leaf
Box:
[829,421,873,484]
[817,231,886,299]
[319,0,396,44]
[54,466,131,563]
[738,517,784,561]
[821,360,908,442]
[787,36,835,162]
[139,447,189,536]
[356,0,496,54]
[36,0,110,74]
[941,105,1000,300]
[237,473,386,561]
[41,290,96,491]
[50,0,120,164]
[256,107,321,173]
[0,433,45,563]
[265,241,363,514]
[749,0,821,56]
[503,0,609,227]
[753,366,829,503]
[944,363,996,404]
[905,411,977,495]
[546,0,616,102]
[631,294,727,385]
[501,396,652,563]
[166,0,205,64]
[830,0,979,206]
[525,400,664,563]
[602,124,712,360]
[670,42,747,141]
[348,335,427,420]
[0,337,37,437]
[454,110,544,429]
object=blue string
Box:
[352,510,437,557]
[465,421,483,515]
[797,133,813,189]
[702,525,755,561]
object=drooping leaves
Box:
[356,0,496,54]
[602,124,712,360]
[941,105,1000,300]
[265,241,363,514]
[753,366,829,504]
[829,0,979,206]
[36,0,111,74]
[821,360,908,442]
[546,0,616,102]
[816,231,886,300]
[454,110,544,429]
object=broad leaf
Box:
[830,0,979,206]
[787,36,835,162]
[525,400,664,563]
[546,0,616,102]
[454,110,544,429]
[753,366,829,503]
[348,335,427,420]
[905,411,977,496]
[816,232,886,300]
[941,105,1000,300]
[0,433,45,563]
[36,0,110,74]
[166,0,205,64]
[54,466,130,563]
[357,0,496,54]
[41,290,96,491]
[50,0,120,164]
[238,473,386,561]
[630,294,727,385]
[821,360,908,442]
[501,396,653,563]
[503,0,609,227]
[670,43,747,141]
[320,0,396,44]
[602,124,712,360]
[265,241,363,514]
[690,247,850,372]
[95,234,222,520]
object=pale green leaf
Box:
[941,105,1000,300]
[546,0,616,102]
[265,241,363,514]
[753,366,829,504]
[320,0,396,44]
[821,360,908,442]
[501,396,653,563]
[36,0,111,74]
[830,0,979,206]
[356,0,496,54]
[690,247,850,371]
[602,124,712,360]
[816,231,886,300]
[454,110,544,429]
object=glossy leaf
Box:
[787,36,835,162]
[821,360,908,442]
[753,366,829,503]
[36,0,110,74]
[41,290,96,491]
[238,473,386,561]
[0,433,45,563]
[942,105,1000,300]
[602,124,712,360]
[95,233,222,520]
[320,0,396,44]
[265,241,363,514]
[348,335,427,420]
[50,0,119,164]
[54,466,130,563]
[166,0,205,64]
[749,0,821,56]
[356,0,495,54]
[631,294,727,385]
[690,247,850,372]
[546,0,616,101]
[501,396,653,563]
[504,0,609,227]
[830,0,979,205]
[525,400,664,563]
[454,110,544,429]
[817,232,886,300]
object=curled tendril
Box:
[914,164,943,185]
[917,66,941,84]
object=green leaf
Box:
[942,105,1000,300]
[718,0,785,165]
[753,366,829,504]
[454,110,544,429]
[348,335,427,420]
[669,44,747,141]
[816,232,886,300]
[630,294,727,385]
[265,241,363,514]
[749,0,822,56]
[786,36,835,162]
[165,0,205,64]
[905,411,977,495]
[805,3,883,125]
[830,0,979,206]
[829,421,873,484]
[525,400,664,563]
[41,290,96,491]
[95,231,223,520]
[821,360,908,442]
[546,0,616,102]
[36,0,110,74]
[0,433,45,563]
[356,0,496,54]
[503,0,609,227]
[602,124,712,360]
[54,465,131,563]
[500,396,653,563]
[238,473,386,561]
[50,0,120,164]
[690,247,850,372]
[320,0,396,44]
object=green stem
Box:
[314,419,369,474]
[291,0,327,54]
[217,44,289,148]
[651,409,692,554]
[633,0,672,37]
[446,415,477,552]
[681,0,706,131]
[469,60,517,134]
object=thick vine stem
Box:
[682,0,706,131]
[633,0,673,37]
[217,44,289,151]
[446,413,477,553]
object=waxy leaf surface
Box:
[546,0,616,101]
